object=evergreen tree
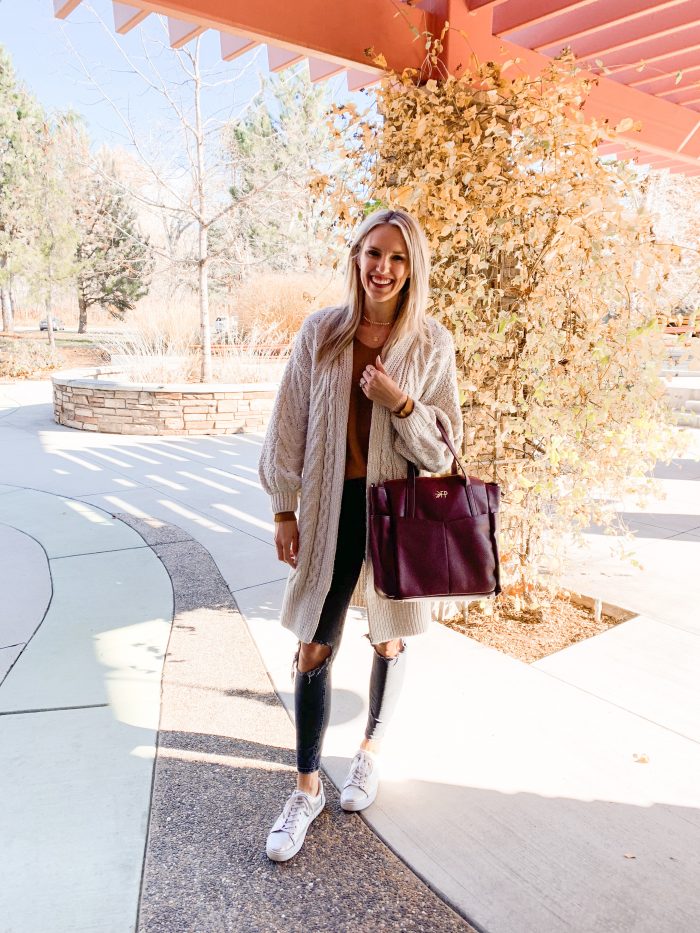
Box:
[0,46,44,332]
[215,67,340,286]
[22,116,81,351]
[74,160,153,332]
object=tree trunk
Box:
[78,291,88,334]
[193,40,212,384]
[45,291,56,353]
[198,225,212,383]
[1,288,12,334]
[0,254,13,333]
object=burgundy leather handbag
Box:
[368,421,501,601]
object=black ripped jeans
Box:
[295,476,408,774]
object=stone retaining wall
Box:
[52,374,277,435]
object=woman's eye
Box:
[366,250,404,260]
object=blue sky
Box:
[0,0,357,150]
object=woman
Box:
[258,207,463,862]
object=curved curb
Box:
[0,521,53,685]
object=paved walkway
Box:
[1,379,699,933]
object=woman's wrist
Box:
[391,393,409,414]
[391,394,414,418]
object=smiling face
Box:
[356,223,410,318]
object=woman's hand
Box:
[275,518,299,568]
[359,356,407,412]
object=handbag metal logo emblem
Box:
[435,489,448,498]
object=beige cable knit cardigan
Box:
[258,307,463,645]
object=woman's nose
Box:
[375,255,390,274]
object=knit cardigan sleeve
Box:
[258,319,313,514]
[391,328,463,475]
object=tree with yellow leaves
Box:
[313,49,688,599]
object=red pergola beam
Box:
[627,66,700,99]
[89,0,441,76]
[469,0,512,9]
[492,0,608,37]
[54,0,82,15]
[55,0,700,173]
[497,0,690,50]
[113,2,149,33]
[670,92,700,107]
[617,45,700,89]
[443,2,700,166]
[578,23,700,71]
[536,5,700,61]
[652,72,700,100]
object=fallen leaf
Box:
[624,853,636,859]
[633,753,650,764]
[615,117,635,134]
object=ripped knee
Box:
[373,638,404,660]
[297,641,332,674]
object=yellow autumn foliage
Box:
[313,50,689,590]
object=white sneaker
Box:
[340,750,379,812]
[266,781,325,862]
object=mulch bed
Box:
[441,592,635,664]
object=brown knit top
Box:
[344,336,386,481]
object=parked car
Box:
[39,317,66,331]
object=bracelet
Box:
[392,395,414,418]
[391,394,408,415]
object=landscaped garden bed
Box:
[439,591,635,663]
[52,371,277,435]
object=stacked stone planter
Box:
[52,372,277,435]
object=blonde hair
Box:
[316,208,432,367]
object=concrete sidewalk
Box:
[1,379,699,933]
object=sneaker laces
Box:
[279,792,312,835]
[346,752,373,790]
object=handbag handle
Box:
[406,419,478,517]
[437,420,470,483]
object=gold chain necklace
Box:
[362,313,395,326]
